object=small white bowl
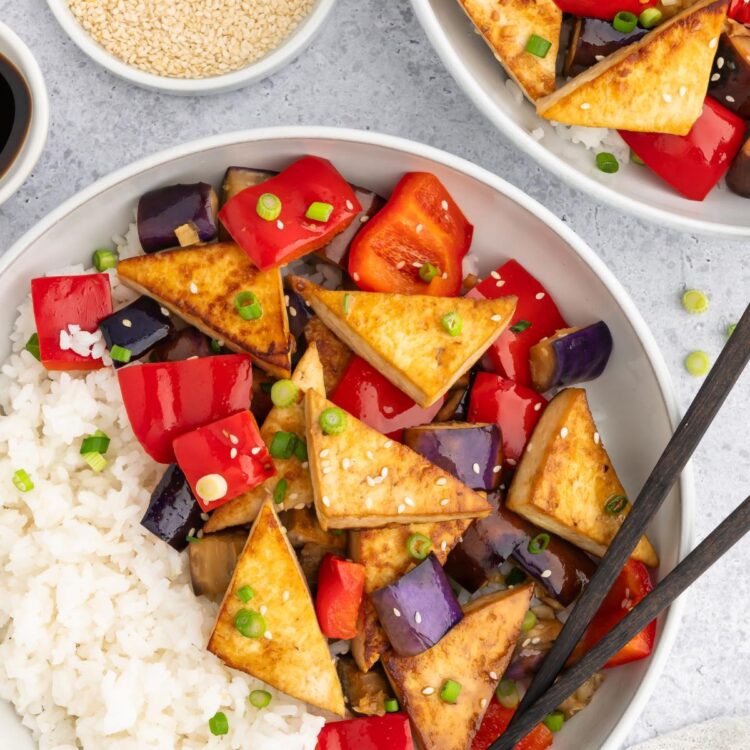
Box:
[45,0,337,95]
[0,22,48,207]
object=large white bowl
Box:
[0,127,692,750]
[411,0,750,238]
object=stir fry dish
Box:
[21,155,662,750]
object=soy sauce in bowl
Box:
[0,53,31,179]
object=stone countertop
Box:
[0,0,748,747]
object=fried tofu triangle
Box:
[207,500,345,716]
[117,242,292,377]
[288,276,516,408]
[383,585,533,750]
[536,0,730,135]
[305,390,492,530]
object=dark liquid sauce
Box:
[0,54,31,179]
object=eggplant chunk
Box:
[337,657,394,717]
[564,18,646,78]
[727,136,750,198]
[188,530,248,601]
[150,326,212,362]
[284,279,316,341]
[280,506,348,550]
[303,317,353,393]
[505,617,563,681]
[709,21,750,119]
[220,167,276,205]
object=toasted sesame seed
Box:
[535,292,545,300]
[580,102,591,110]
[491,271,501,280]
[560,427,569,439]
[319,449,329,458]
[489,671,498,680]
[415,611,422,624]
[441,200,449,211]
[522,638,532,647]
[493,465,502,474]
[662,93,672,103]
[405,497,415,507]
[396,260,406,269]
[393,608,401,617]
[416,223,424,233]
[472,462,481,474]
[200,512,209,521]
[441,540,448,552]
[422,687,435,696]
[534,402,542,412]
[251,446,261,455]
[397,504,406,514]
[440,498,450,506]
[260,605,268,615]
[283,590,290,602]
[384,440,393,448]
[717,56,725,69]
[322,496,331,507]
[346,200,354,211]
[541,569,552,578]
[121,318,132,328]
[230,448,238,459]
[301,462,309,469]
[436,477,447,486]
[491,314,502,322]
[189,282,198,294]
[726,95,736,103]
[711,73,721,82]
[289,492,299,501]
[496,279,506,288]
[531,637,541,645]
[264,631,273,640]
[679,86,688,97]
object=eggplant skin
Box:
[150,327,212,362]
[708,23,750,120]
[564,18,646,78]
[727,136,750,199]
[188,530,247,601]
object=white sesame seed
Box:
[416,223,424,233]
[284,295,290,306]
[534,402,542,412]
[365,497,373,509]
[189,282,198,294]
[541,569,552,578]
[506,458,517,467]
[442,272,448,280]
[229,434,239,445]
[440,498,450,506]
[489,671,498,680]
[289,493,298,501]
[480,698,488,709]
[711,73,721,82]
[276,219,284,230]
[260,605,267,615]
[353,272,360,282]
[412,261,423,268]
[301,462,309,469]
[491,314,502,322]
[384,440,393,448]
[322,496,331,507]
[250,446,261,455]
[436,477,447,486]
[492,465,502,474]
[580,102,591,110]
[594,431,600,445]
[527,443,533,452]
[200,512,209,521]
[415,611,422,624]
[264,631,273,640]
[472,462,481,474]
[121,318,132,328]
[595,54,604,62]
[346,200,354,211]
[319,449,329,458]
[496,279,506,288]
[381,467,389,478]
[393,608,401,617]
[196,528,204,539]
[289,307,297,317]
[294,503,305,510]
[560,427,569,439]
[396,260,405,269]
[531,637,541,645]
[366,450,374,460]
[662,93,672,103]
[422,687,435,696]
[726,95,736,103]
[679,86,687,97]
[522,638,532,647]
[491,271,501,280]
[405,497,415,507]
[230,448,238,459]
[441,540,448,552]
[709,37,718,49]
[717,56,725,69]
[366,476,376,487]
[441,200,449,211]
[342,458,351,470]
[323,467,332,475]
[535,292,545,300]
[283,590,290,602]
[397,504,406,514]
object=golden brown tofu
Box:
[303,317,353,394]
[117,242,292,377]
[382,585,533,750]
[536,0,729,134]
[289,276,516,408]
[507,388,658,567]
[207,501,345,716]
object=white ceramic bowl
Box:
[411,0,750,237]
[45,0,336,95]
[0,127,692,750]
[0,22,48,206]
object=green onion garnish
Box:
[234,608,266,638]
[441,312,463,337]
[319,407,347,435]
[93,248,118,272]
[271,379,299,408]
[82,451,107,473]
[269,431,297,459]
[613,10,637,33]
[343,293,352,316]
[505,567,526,586]
[685,350,710,377]
[419,263,439,283]
[638,7,662,28]
[604,494,628,515]
[510,320,532,334]
[80,430,111,456]
[208,711,229,736]
[525,34,552,58]
[727,323,737,338]
[439,679,462,704]
[384,698,400,713]
[522,610,537,632]
[12,469,34,492]
[25,333,41,361]
[305,201,334,223]
[236,585,255,603]
[235,291,263,321]
[682,289,709,314]
[249,689,272,709]
[528,532,551,555]
[406,532,433,560]
[544,711,565,733]
[256,193,282,222]
[596,152,620,174]
[630,151,646,166]
[293,437,308,462]
[186,535,202,544]
[273,478,288,505]
[109,345,132,364]
[209,338,223,354]
[496,679,519,709]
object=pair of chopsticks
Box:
[492,302,750,750]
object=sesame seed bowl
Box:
[45,0,337,95]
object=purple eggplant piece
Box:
[220,167,276,205]
[371,553,463,656]
[505,618,562,681]
[564,18,647,77]
[403,422,503,491]
[188,529,248,601]
[727,136,750,199]
[709,21,750,120]
[283,279,315,340]
[434,368,478,423]
[150,327,212,362]
[137,182,219,254]
[99,296,174,368]
[141,464,204,551]
[529,321,613,392]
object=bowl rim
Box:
[44,0,337,95]
[0,126,695,749]
[409,0,750,239]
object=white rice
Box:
[0,246,324,748]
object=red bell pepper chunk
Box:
[348,172,473,297]
[470,260,567,388]
[472,699,554,750]
[117,354,253,464]
[316,714,414,750]
[729,0,750,23]
[620,98,746,202]
[218,156,361,270]
[552,0,657,19]
[172,410,275,512]
[329,356,444,441]
[30,274,113,371]
[315,553,366,640]
[468,373,548,465]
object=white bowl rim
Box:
[45,0,337,95]
[0,125,695,749]
[410,0,750,239]
[0,21,49,206]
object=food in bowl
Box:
[455,0,750,201]
[1,154,663,749]
[0,53,31,178]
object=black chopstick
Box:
[491,493,750,750]
[503,302,750,738]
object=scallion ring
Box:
[208,711,229,736]
[522,610,537,632]
[496,679,519,709]
[613,10,637,33]
[12,469,34,492]
[93,248,118,272]
[320,407,347,435]
[249,689,272,709]
[236,585,255,603]
[685,350,710,377]
[525,34,552,58]
[682,289,709,314]
[273,478,288,505]
[544,711,565,733]
[270,379,299,408]
[305,201,334,222]
[343,293,352,316]
[82,451,108,473]
[441,312,463,337]
[406,532,433,560]
[638,7,662,28]
[439,679,462,704]
[109,345,132,364]
[384,698,400,713]
[596,152,620,174]
[604,494,628,515]
[80,431,111,455]
[419,262,439,283]
[234,608,266,638]
[269,431,297,459]
[528,532,551,555]
[256,193,282,222]
[293,437,308,462]
[235,291,263,321]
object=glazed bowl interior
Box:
[411,0,750,237]
[0,129,691,749]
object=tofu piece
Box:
[382,585,533,750]
[306,390,493,530]
[303,317,353,394]
[207,500,345,716]
[117,242,292,377]
[456,0,562,101]
[289,276,516,408]
[507,388,658,567]
[204,344,325,533]
[536,0,729,134]
[350,521,472,672]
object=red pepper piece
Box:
[348,172,473,297]
[472,700,554,750]
[172,410,275,512]
[30,274,113,371]
[329,355,444,441]
[729,0,750,23]
[470,260,567,387]
[552,0,657,19]
[316,714,414,750]
[468,373,548,465]
[218,156,361,270]
[620,97,746,202]
[117,354,253,464]
[315,553,366,640]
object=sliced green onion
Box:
[93,248,118,272]
[525,34,552,58]
[685,350,710,377]
[544,711,565,733]
[249,689,272,709]
[234,608,266,638]
[209,338,223,354]
[441,312,463,337]
[384,698,400,713]
[271,379,299,408]
[343,293,352,316]
[235,291,263,321]
[419,262,439,283]
[80,430,111,456]
[185,535,202,544]
[505,567,526,586]
[320,407,347,435]
[439,679,462,704]
[406,532,433,560]
[613,10,637,33]
[25,333,41,361]
[293,438,308,462]
[528,532,551,555]
[82,451,107,473]
[727,323,737,338]
[236,585,255,603]
[12,469,34,492]
[305,201,334,223]
[682,289,709,314]
[596,152,620,174]
[522,610,537,632]
[208,711,229,736]
[256,193,282,222]
[273,478,288,505]
[604,494,628,515]
[269,431,297,459]
[639,7,662,28]
[630,151,646,166]
[510,320,532,334]
[496,679,519,709]
[109,345,132,364]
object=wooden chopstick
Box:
[490,493,750,750]
[502,302,750,740]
